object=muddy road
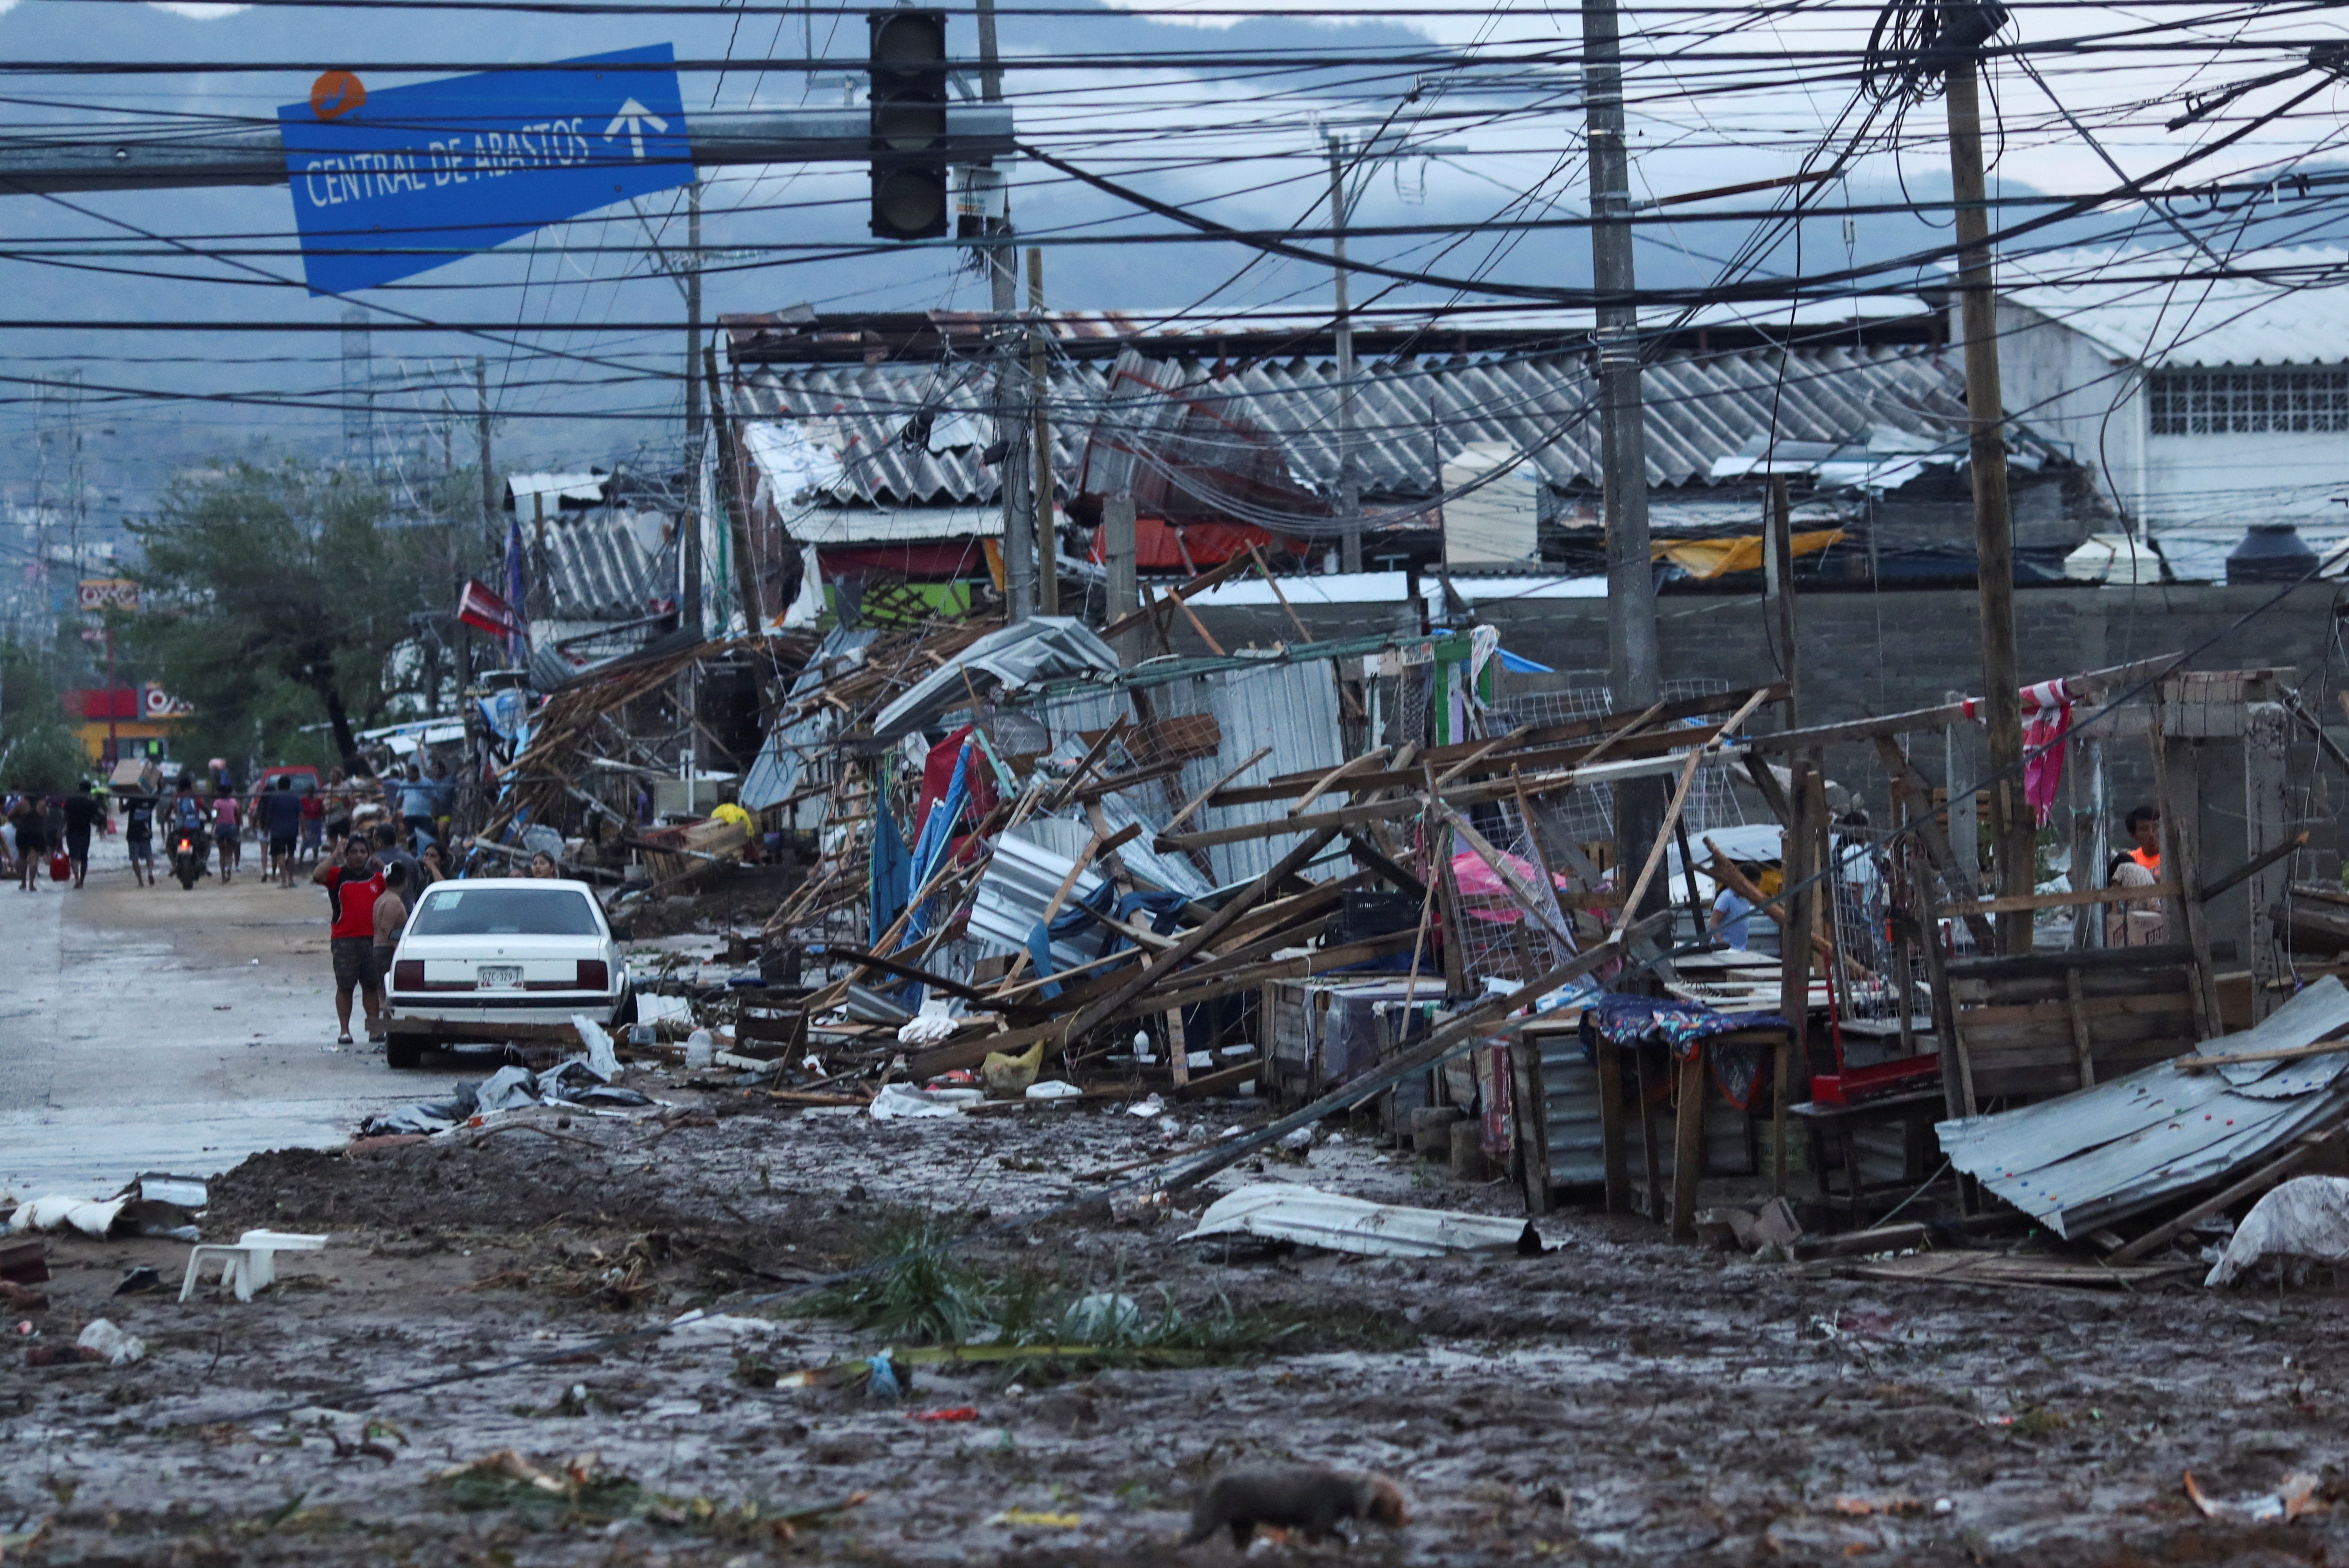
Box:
[3,1063,2346,1566]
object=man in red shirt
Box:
[311,833,387,1046]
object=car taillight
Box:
[392,960,424,990]
[576,960,609,990]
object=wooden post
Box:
[1671,1044,1706,1242]
[1778,757,1821,1082]
[1945,52,2032,956]
[1636,1049,1664,1220]
[2153,693,2225,1037]
[1513,1033,1553,1215]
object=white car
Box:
[382,878,632,1069]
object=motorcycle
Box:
[169,821,211,890]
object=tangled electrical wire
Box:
[1862,0,2011,105]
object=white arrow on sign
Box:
[603,97,670,160]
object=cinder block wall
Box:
[1182,582,2349,878]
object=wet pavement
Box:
[0,836,468,1198]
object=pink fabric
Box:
[1452,849,1568,925]
[2021,678,2074,826]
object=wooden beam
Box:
[1097,556,1248,640]
[2174,1035,2349,1072]
[1747,654,2187,752]
[2109,1129,2339,1262]
[1613,687,1772,941]
[1671,1046,1707,1243]
[1289,748,1391,817]
[2200,830,2311,906]
[1950,881,2182,916]
[1161,745,1274,837]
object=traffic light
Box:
[868,8,950,240]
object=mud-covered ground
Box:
[4,1067,2349,1567]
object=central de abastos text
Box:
[295,120,626,208]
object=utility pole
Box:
[1027,245,1057,615]
[682,179,705,636]
[1945,52,2030,953]
[1326,134,1361,574]
[474,356,494,556]
[1583,0,1665,915]
[976,0,1032,621]
[1765,474,1798,727]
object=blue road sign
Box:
[280,44,693,295]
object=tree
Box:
[129,461,436,772]
[0,634,87,791]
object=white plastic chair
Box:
[179,1230,328,1303]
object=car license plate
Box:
[476,965,523,989]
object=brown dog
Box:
[1182,1463,1409,1548]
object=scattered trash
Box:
[7,1195,127,1239]
[1126,1094,1166,1118]
[983,1038,1045,1098]
[867,1348,904,1400]
[113,1266,163,1296]
[908,1406,979,1423]
[179,1229,328,1303]
[1064,1291,1140,1340]
[1024,1079,1083,1101]
[0,1281,47,1311]
[897,1014,960,1046]
[869,1084,981,1120]
[76,1318,144,1367]
[2204,1176,2349,1286]
[989,1507,1082,1528]
[2183,1468,2323,1522]
[1181,1184,1543,1259]
[1182,1465,1408,1548]
[684,1029,716,1069]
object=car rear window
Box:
[411,886,601,937]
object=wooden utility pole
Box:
[704,346,763,631]
[1945,55,2031,954]
[1028,245,1057,615]
[1103,493,1138,666]
[1584,0,1665,925]
[1764,475,1798,727]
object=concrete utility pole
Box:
[1765,475,1798,727]
[1582,0,1665,911]
[1028,245,1057,615]
[682,180,705,635]
[474,356,494,550]
[1327,134,1362,574]
[1945,54,2031,953]
[977,0,1033,620]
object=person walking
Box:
[397,763,436,851]
[373,860,410,1025]
[122,781,156,888]
[298,783,324,865]
[323,766,353,855]
[312,833,387,1046]
[11,790,46,892]
[212,779,243,884]
[260,774,304,887]
[60,780,102,889]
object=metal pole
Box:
[1328,134,1362,575]
[682,179,704,635]
[1584,0,1664,919]
[1029,245,1057,616]
[474,355,494,560]
[1945,56,2030,955]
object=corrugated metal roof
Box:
[732,340,1977,518]
[2003,247,2349,369]
[537,508,669,621]
[1938,977,2349,1239]
[506,471,609,509]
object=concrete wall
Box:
[1181,581,2349,877]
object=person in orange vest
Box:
[2123,805,2161,878]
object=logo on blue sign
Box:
[280,44,694,295]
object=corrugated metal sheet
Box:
[2004,246,2349,369]
[1181,1183,1539,1257]
[967,832,1110,970]
[1154,660,1347,889]
[733,340,1977,517]
[739,624,878,812]
[1938,977,2349,1238]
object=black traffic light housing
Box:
[868,8,950,240]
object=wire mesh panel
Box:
[1497,680,1752,866]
